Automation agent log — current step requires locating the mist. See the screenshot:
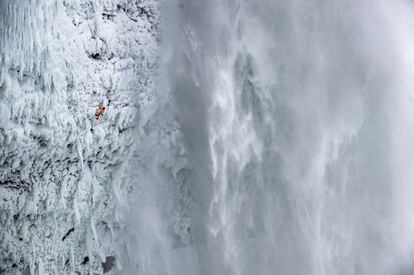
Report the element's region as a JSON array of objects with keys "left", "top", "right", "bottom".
[{"left": 115, "top": 0, "right": 414, "bottom": 274}]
